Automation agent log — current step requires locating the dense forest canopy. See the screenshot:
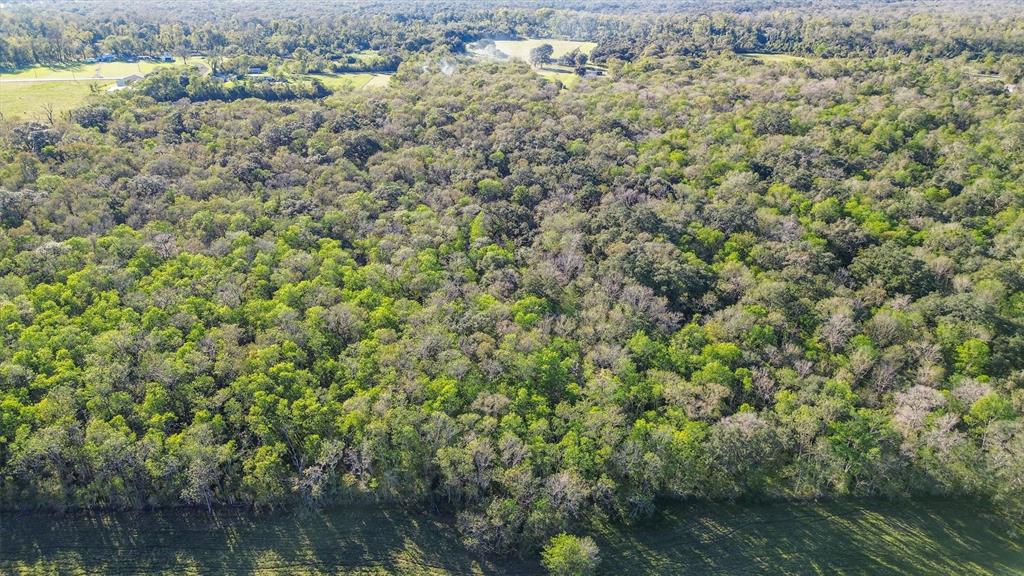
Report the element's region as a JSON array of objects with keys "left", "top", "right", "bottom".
[
  {"left": 4, "top": 0, "right": 1024, "bottom": 69},
  {"left": 2, "top": 0, "right": 1024, "bottom": 563}
]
